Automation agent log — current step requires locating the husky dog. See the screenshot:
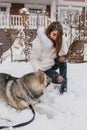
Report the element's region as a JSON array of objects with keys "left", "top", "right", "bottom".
[{"left": 0, "top": 70, "right": 51, "bottom": 110}]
